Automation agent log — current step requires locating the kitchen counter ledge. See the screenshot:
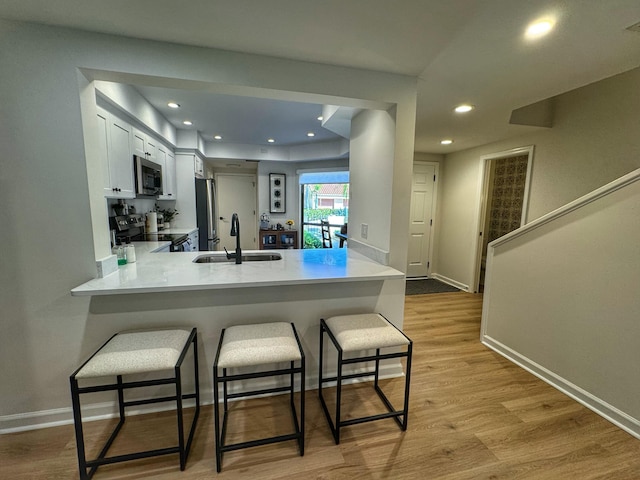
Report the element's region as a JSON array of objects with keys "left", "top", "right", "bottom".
[{"left": 71, "top": 248, "right": 404, "bottom": 296}]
